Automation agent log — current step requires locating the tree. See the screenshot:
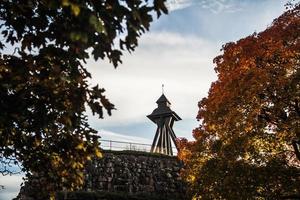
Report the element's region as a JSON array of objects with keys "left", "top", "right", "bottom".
[
  {"left": 178, "top": 4, "right": 300, "bottom": 199},
  {"left": 0, "top": 0, "right": 168, "bottom": 198}
]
